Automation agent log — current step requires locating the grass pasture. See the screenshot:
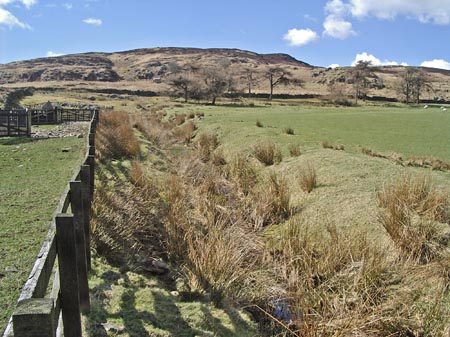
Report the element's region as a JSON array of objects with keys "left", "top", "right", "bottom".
[
  {"left": 169, "top": 103, "right": 450, "bottom": 161},
  {"left": 0, "top": 134, "right": 85, "bottom": 331}
]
